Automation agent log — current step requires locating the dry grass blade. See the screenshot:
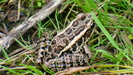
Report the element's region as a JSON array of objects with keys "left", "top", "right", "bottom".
[
  {"left": 0, "top": 67, "right": 28, "bottom": 72},
  {"left": 55, "top": 65, "right": 99, "bottom": 75},
  {"left": 120, "top": 31, "right": 133, "bottom": 46},
  {"left": 55, "top": 65, "right": 133, "bottom": 75}
]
